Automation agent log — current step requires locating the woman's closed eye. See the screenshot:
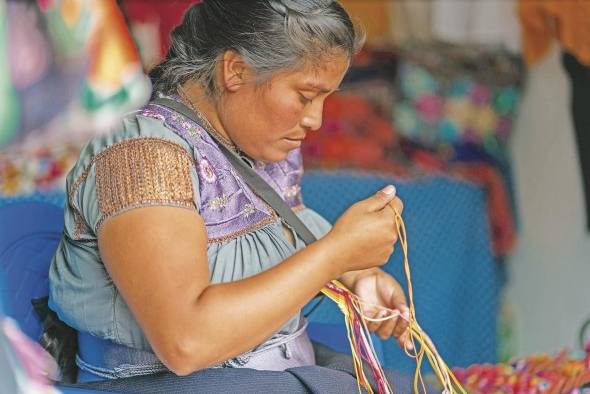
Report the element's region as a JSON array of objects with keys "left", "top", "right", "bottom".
[{"left": 298, "top": 92, "right": 314, "bottom": 105}]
